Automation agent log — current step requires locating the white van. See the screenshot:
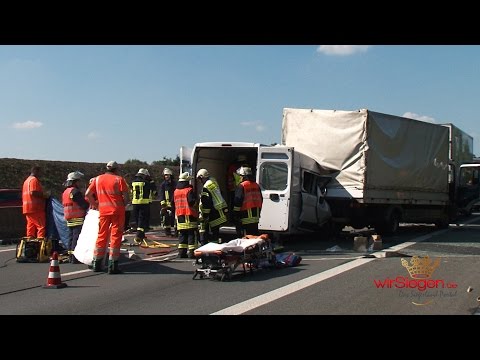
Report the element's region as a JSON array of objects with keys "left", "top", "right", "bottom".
[{"left": 189, "top": 142, "right": 332, "bottom": 239}]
